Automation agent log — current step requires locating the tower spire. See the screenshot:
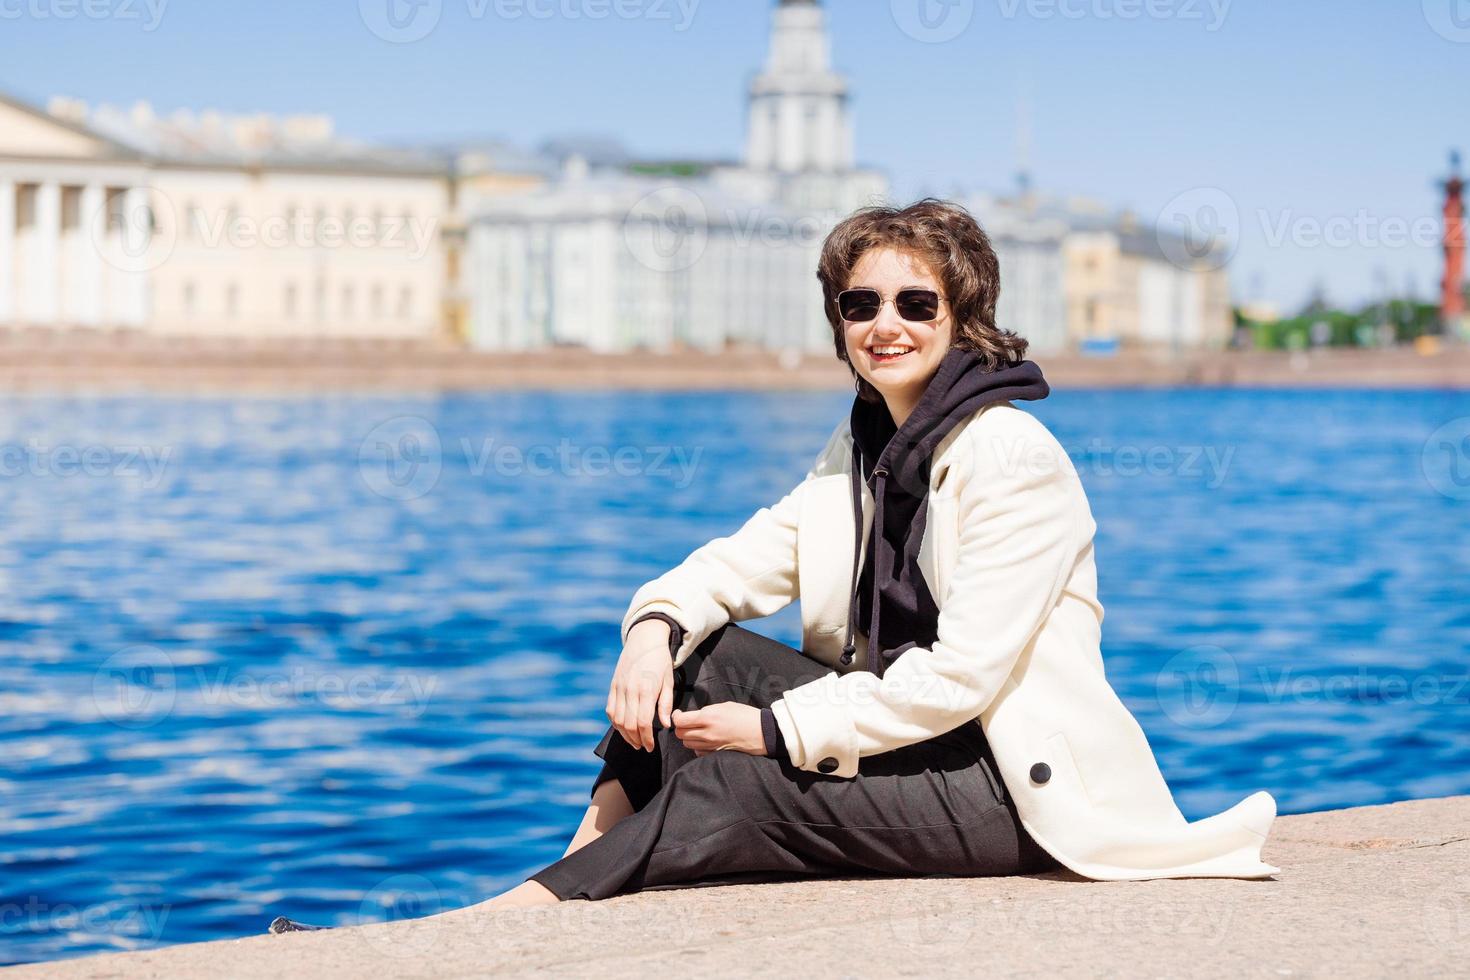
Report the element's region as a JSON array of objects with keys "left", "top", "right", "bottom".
[
  {"left": 744, "top": 0, "right": 852, "bottom": 174},
  {"left": 1440, "top": 150, "right": 1465, "bottom": 334}
]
